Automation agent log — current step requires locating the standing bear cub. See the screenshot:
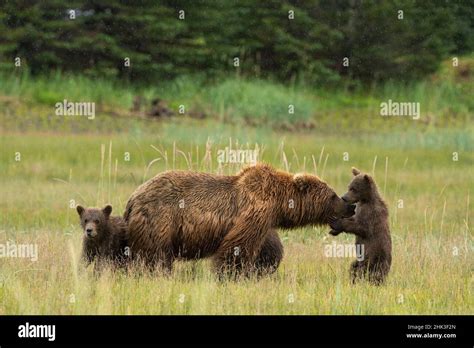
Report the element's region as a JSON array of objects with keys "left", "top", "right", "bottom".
[
  {"left": 77, "top": 205, "right": 129, "bottom": 270},
  {"left": 329, "top": 168, "right": 392, "bottom": 285},
  {"left": 124, "top": 163, "right": 355, "bottom": 278}
]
